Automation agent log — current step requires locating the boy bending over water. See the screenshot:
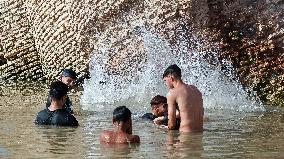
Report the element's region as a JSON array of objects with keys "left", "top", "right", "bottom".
[
  {"left": 100, "top": 106, "right": 140, "bottom": 144},
  {"left": 142, "top": 95, "right": 181, "bottom": 130}
]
